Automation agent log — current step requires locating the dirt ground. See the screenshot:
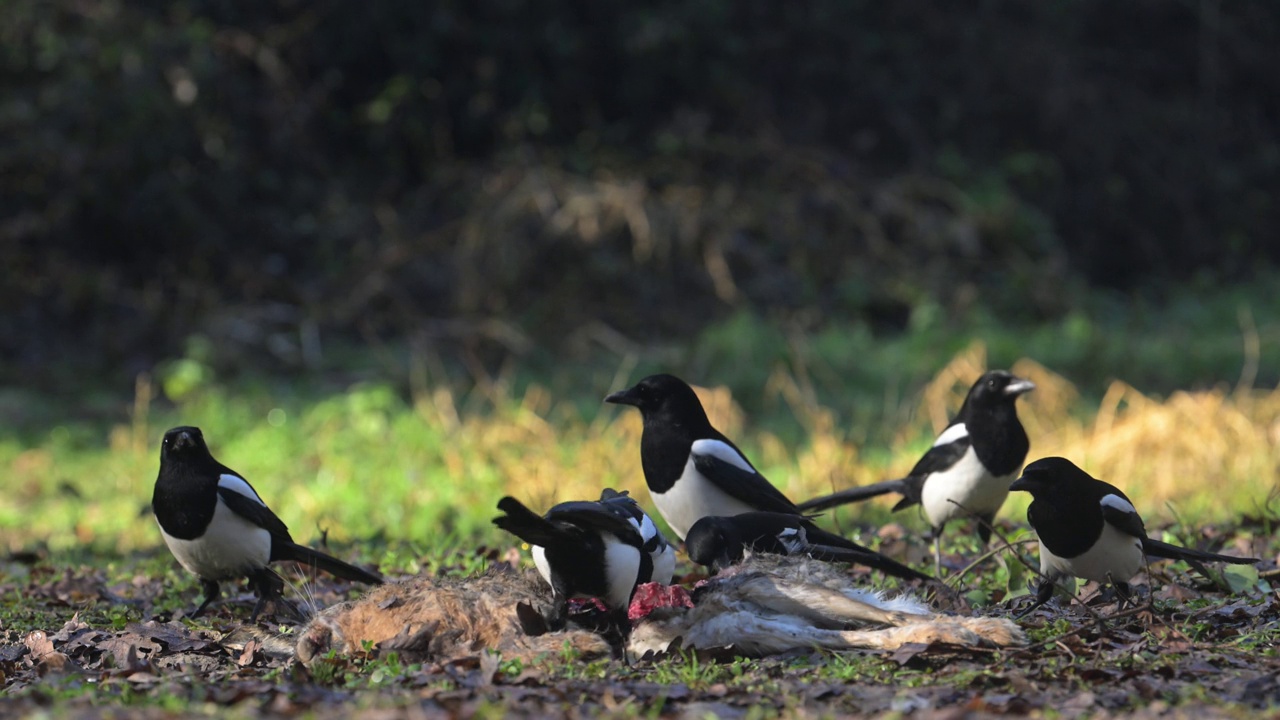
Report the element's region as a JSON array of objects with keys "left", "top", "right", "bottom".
[{"left": 2, "top": 548, "right": 1278, "bottom": 719}]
